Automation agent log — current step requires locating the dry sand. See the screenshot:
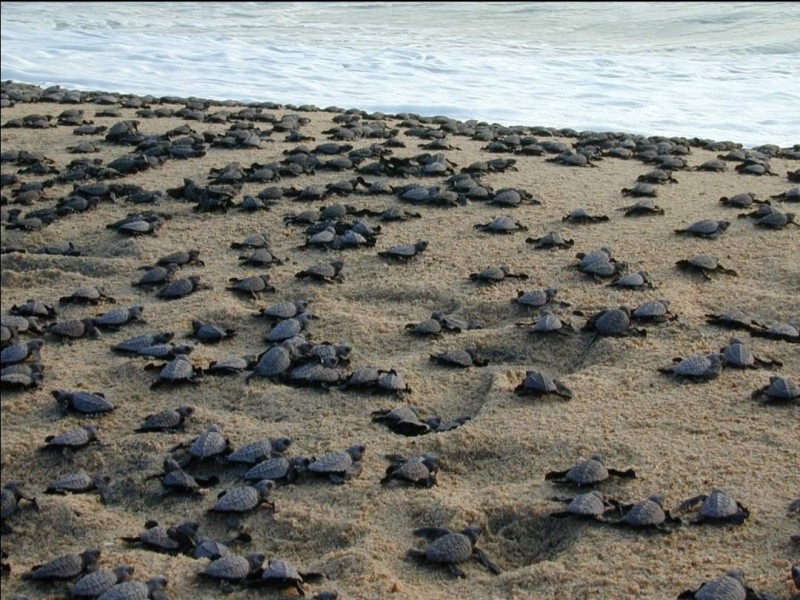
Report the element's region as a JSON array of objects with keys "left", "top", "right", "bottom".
[{"left": 1, "top": 85, "right": 798, "bottom": 600}]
